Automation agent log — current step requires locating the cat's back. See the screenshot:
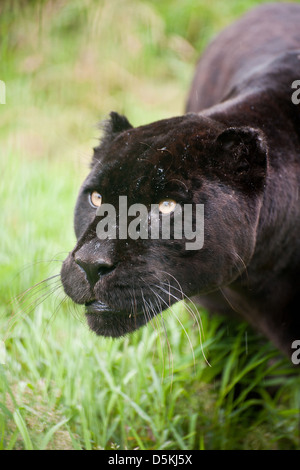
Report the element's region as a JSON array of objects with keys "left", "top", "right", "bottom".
[{"left": 186, "top": 2, "right": 300, "bottom": 112}]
